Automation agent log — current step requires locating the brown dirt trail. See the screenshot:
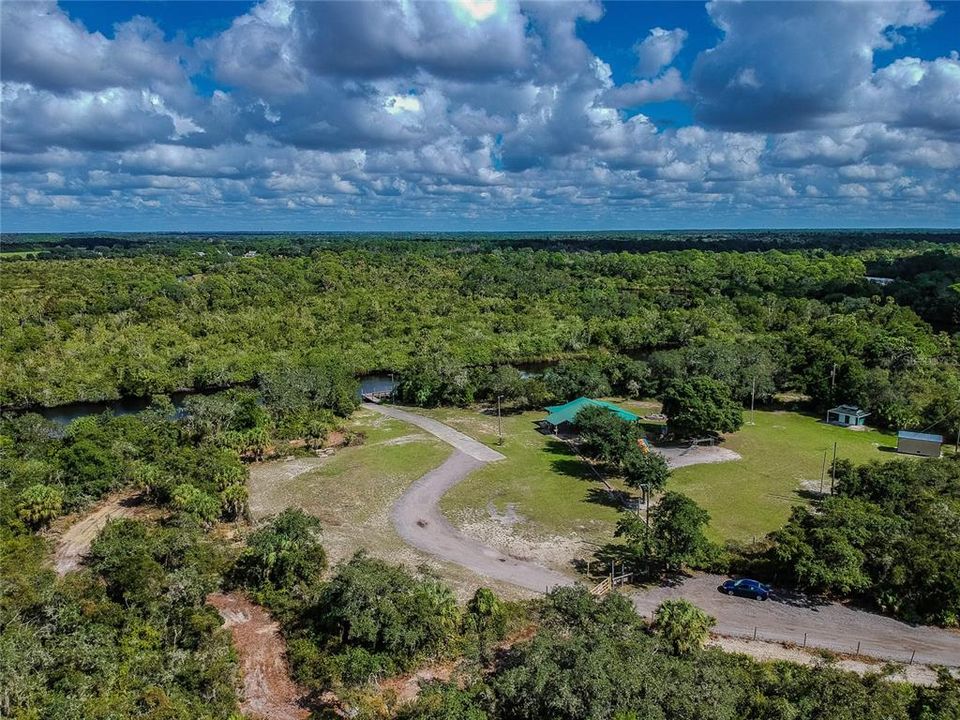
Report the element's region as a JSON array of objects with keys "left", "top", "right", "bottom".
[
  {"left": 208, "top": 592, "right": 310, "bottom": 720},
  {"left": 52, "top": 490, "right": 148, "bottom": 575}
]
